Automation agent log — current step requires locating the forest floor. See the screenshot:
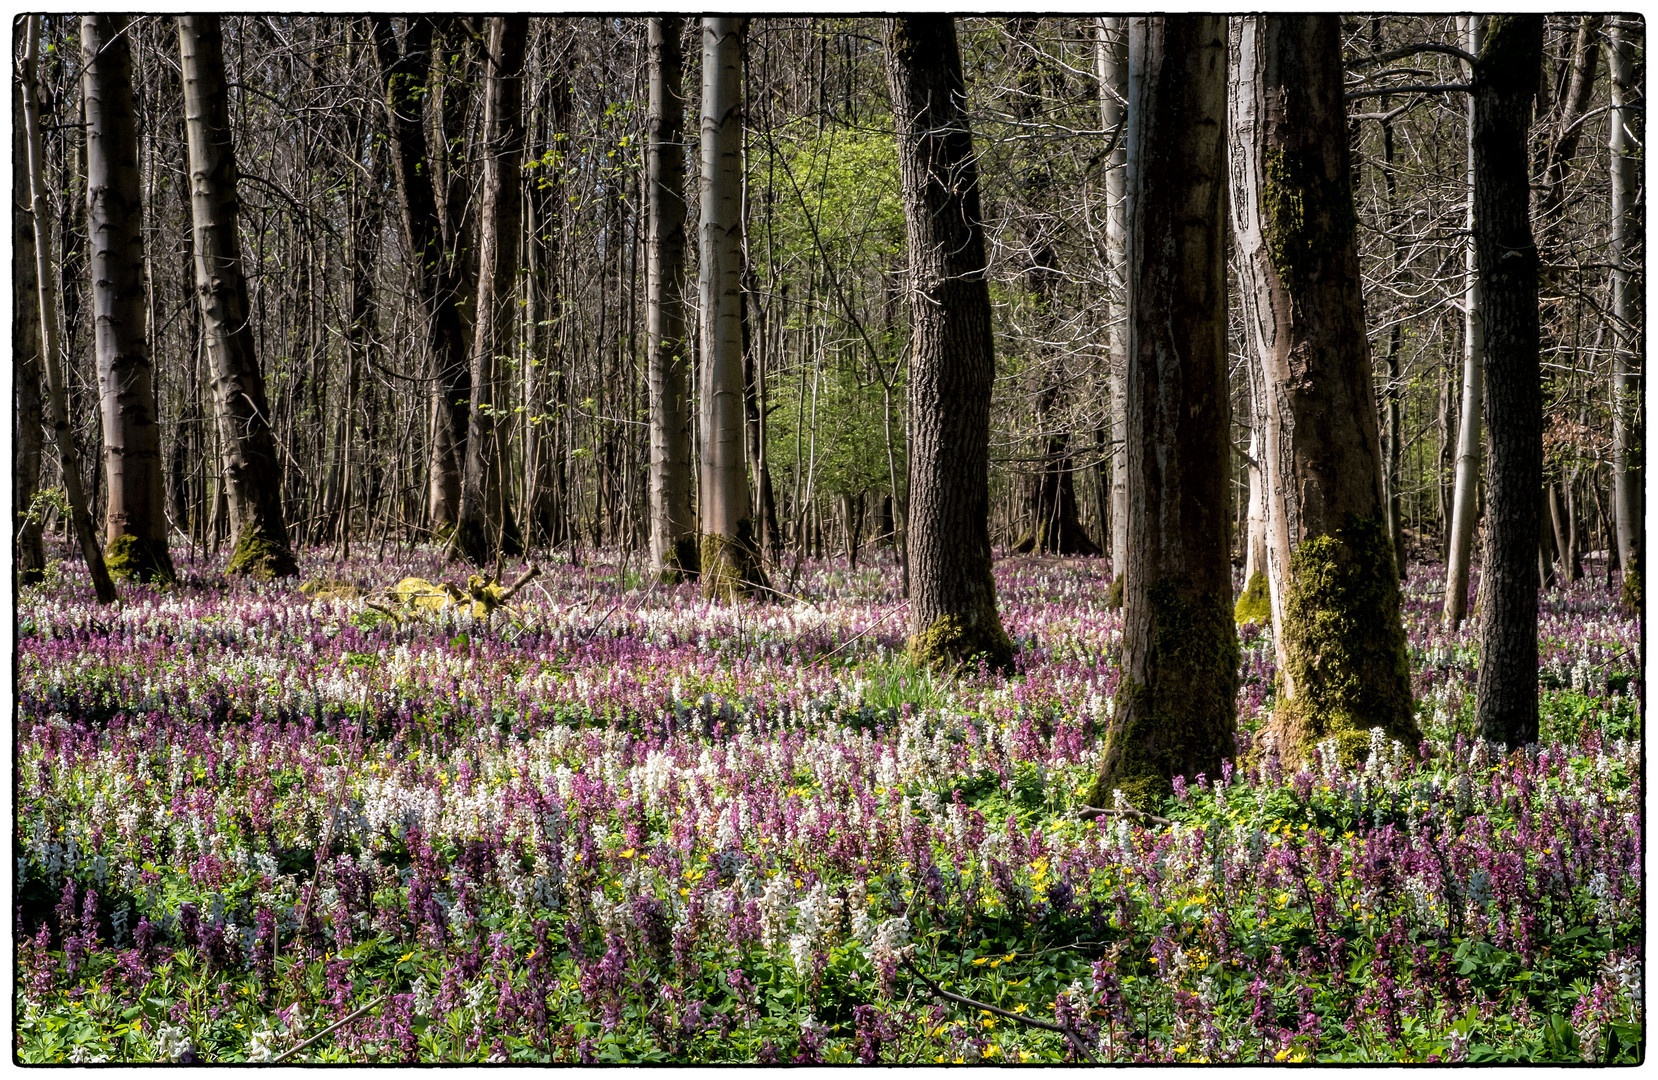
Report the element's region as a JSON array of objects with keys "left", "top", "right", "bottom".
[{"left": 13, "top": 545, "right": 1642, "bottom": 1063}]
